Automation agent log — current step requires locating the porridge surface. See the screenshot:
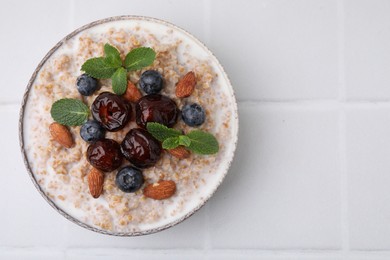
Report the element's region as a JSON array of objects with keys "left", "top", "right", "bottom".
[{"left": 23, "top": 19, "right": 236, "bottom": 233}]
